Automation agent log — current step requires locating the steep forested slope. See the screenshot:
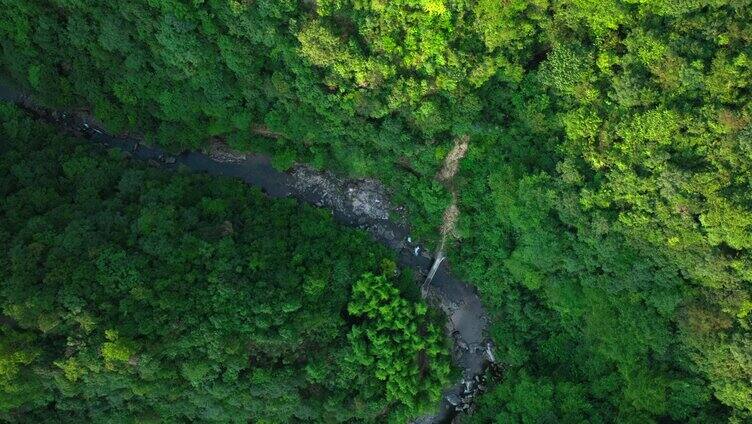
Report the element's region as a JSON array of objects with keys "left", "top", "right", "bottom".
[
  {"left": 1, "top": 0, "right": 751, "bottom": 422},
  {"left": 0, "top": 104, "right": 450, "bottom": 422}
]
